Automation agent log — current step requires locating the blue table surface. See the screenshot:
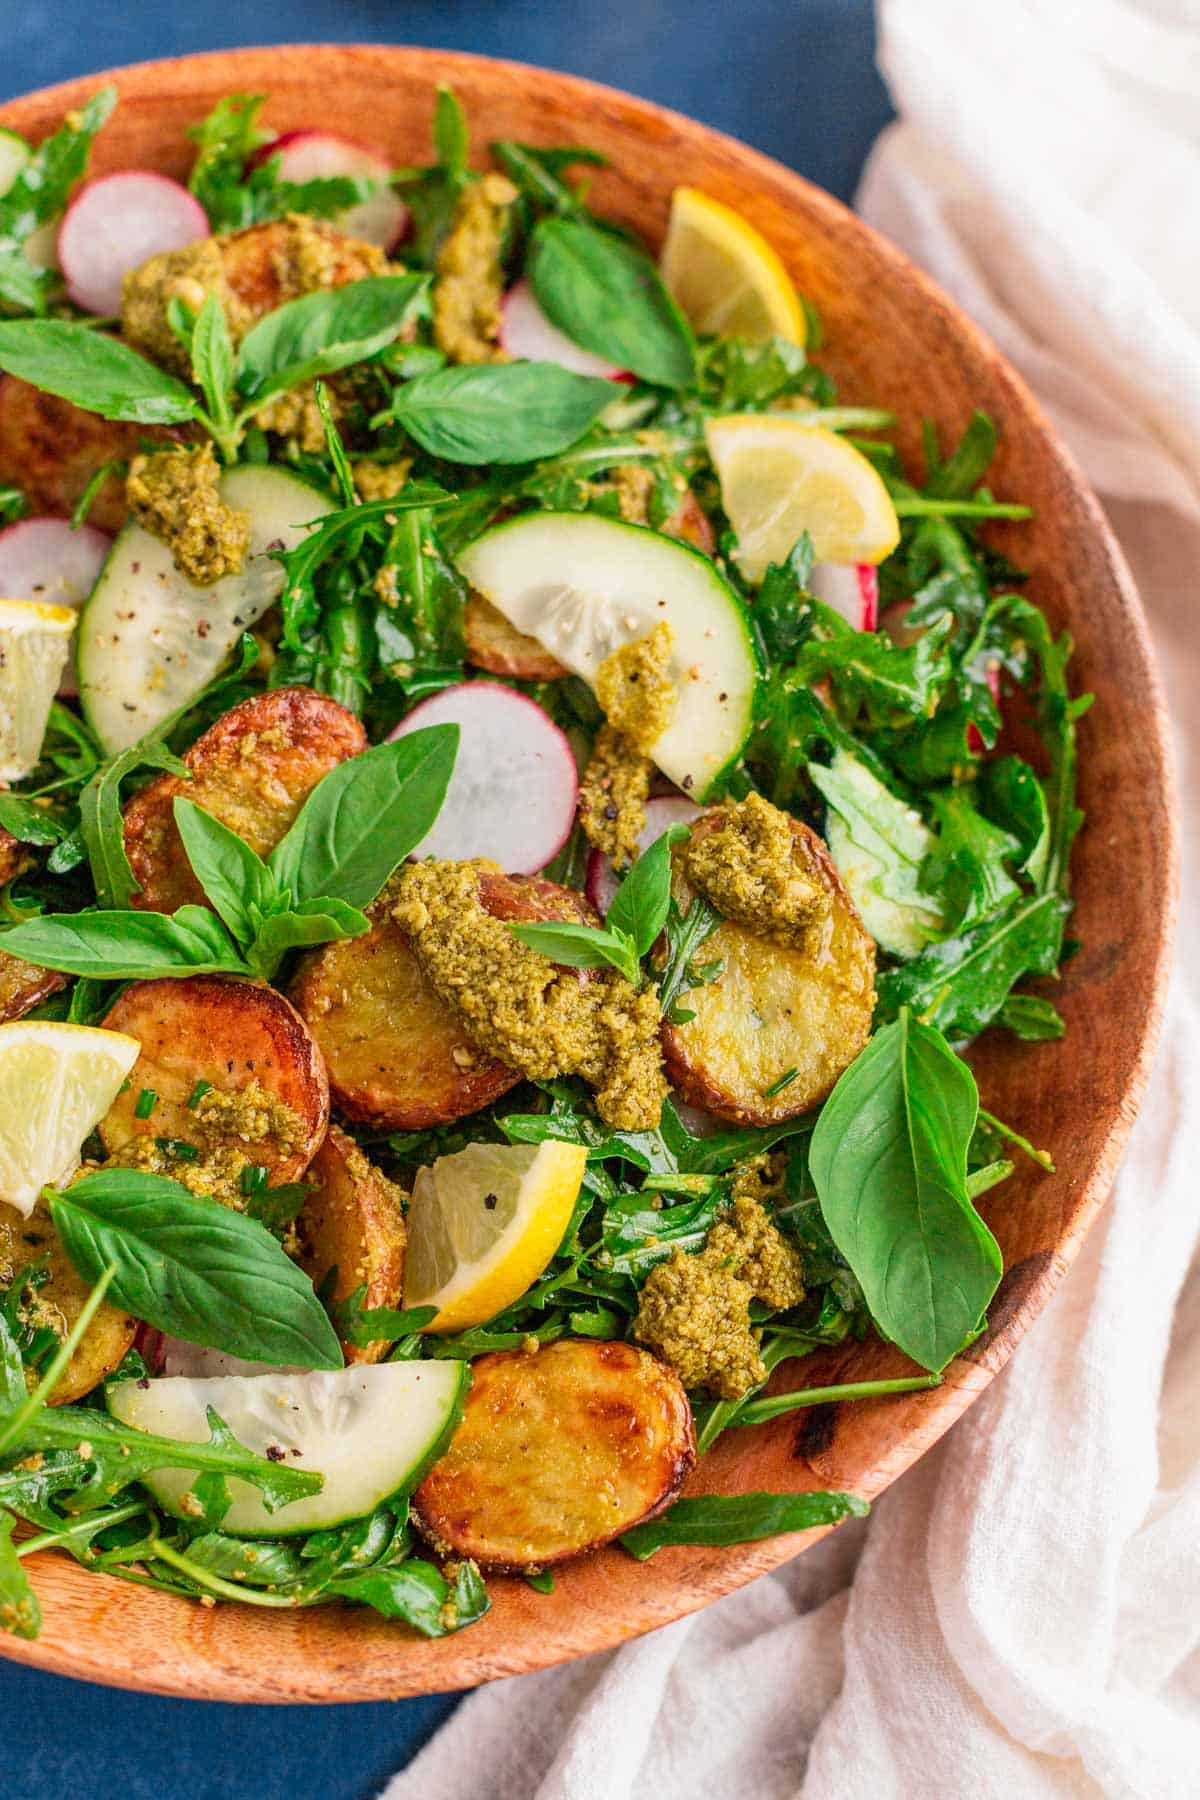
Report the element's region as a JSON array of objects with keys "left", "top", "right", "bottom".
[{"left": 0, "top": 6, "right": 891, "bottom": 1795}]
